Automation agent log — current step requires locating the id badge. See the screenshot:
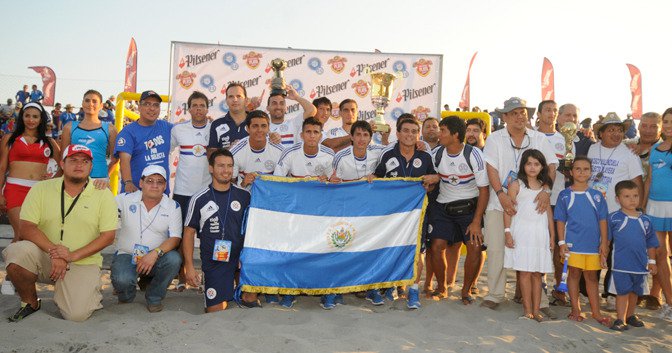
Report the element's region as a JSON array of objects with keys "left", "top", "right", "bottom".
[
  {"left": 502, "top": 170, "right": 517, "bottom": 190},
  {"left": 591, "top": 181, "right": 608, "bottom": 198},
  {"left": 132, "top": 244, "right": 150, "bottom": 265},
  {"left": 212, "top": 239, "right": 232, "bottom": 262}
]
